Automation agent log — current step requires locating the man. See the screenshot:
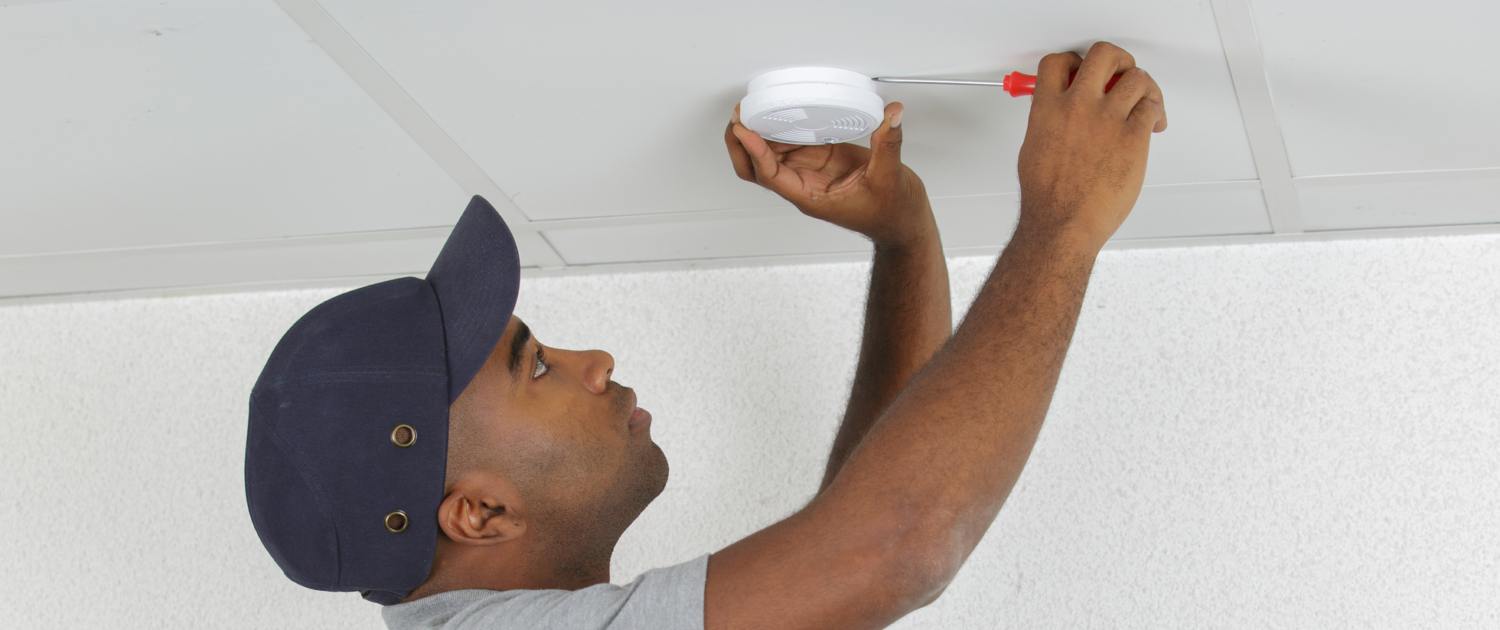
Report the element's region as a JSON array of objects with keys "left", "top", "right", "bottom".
[{"left": 246, "top": 41, "right": 1166, "bottom": 629}]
